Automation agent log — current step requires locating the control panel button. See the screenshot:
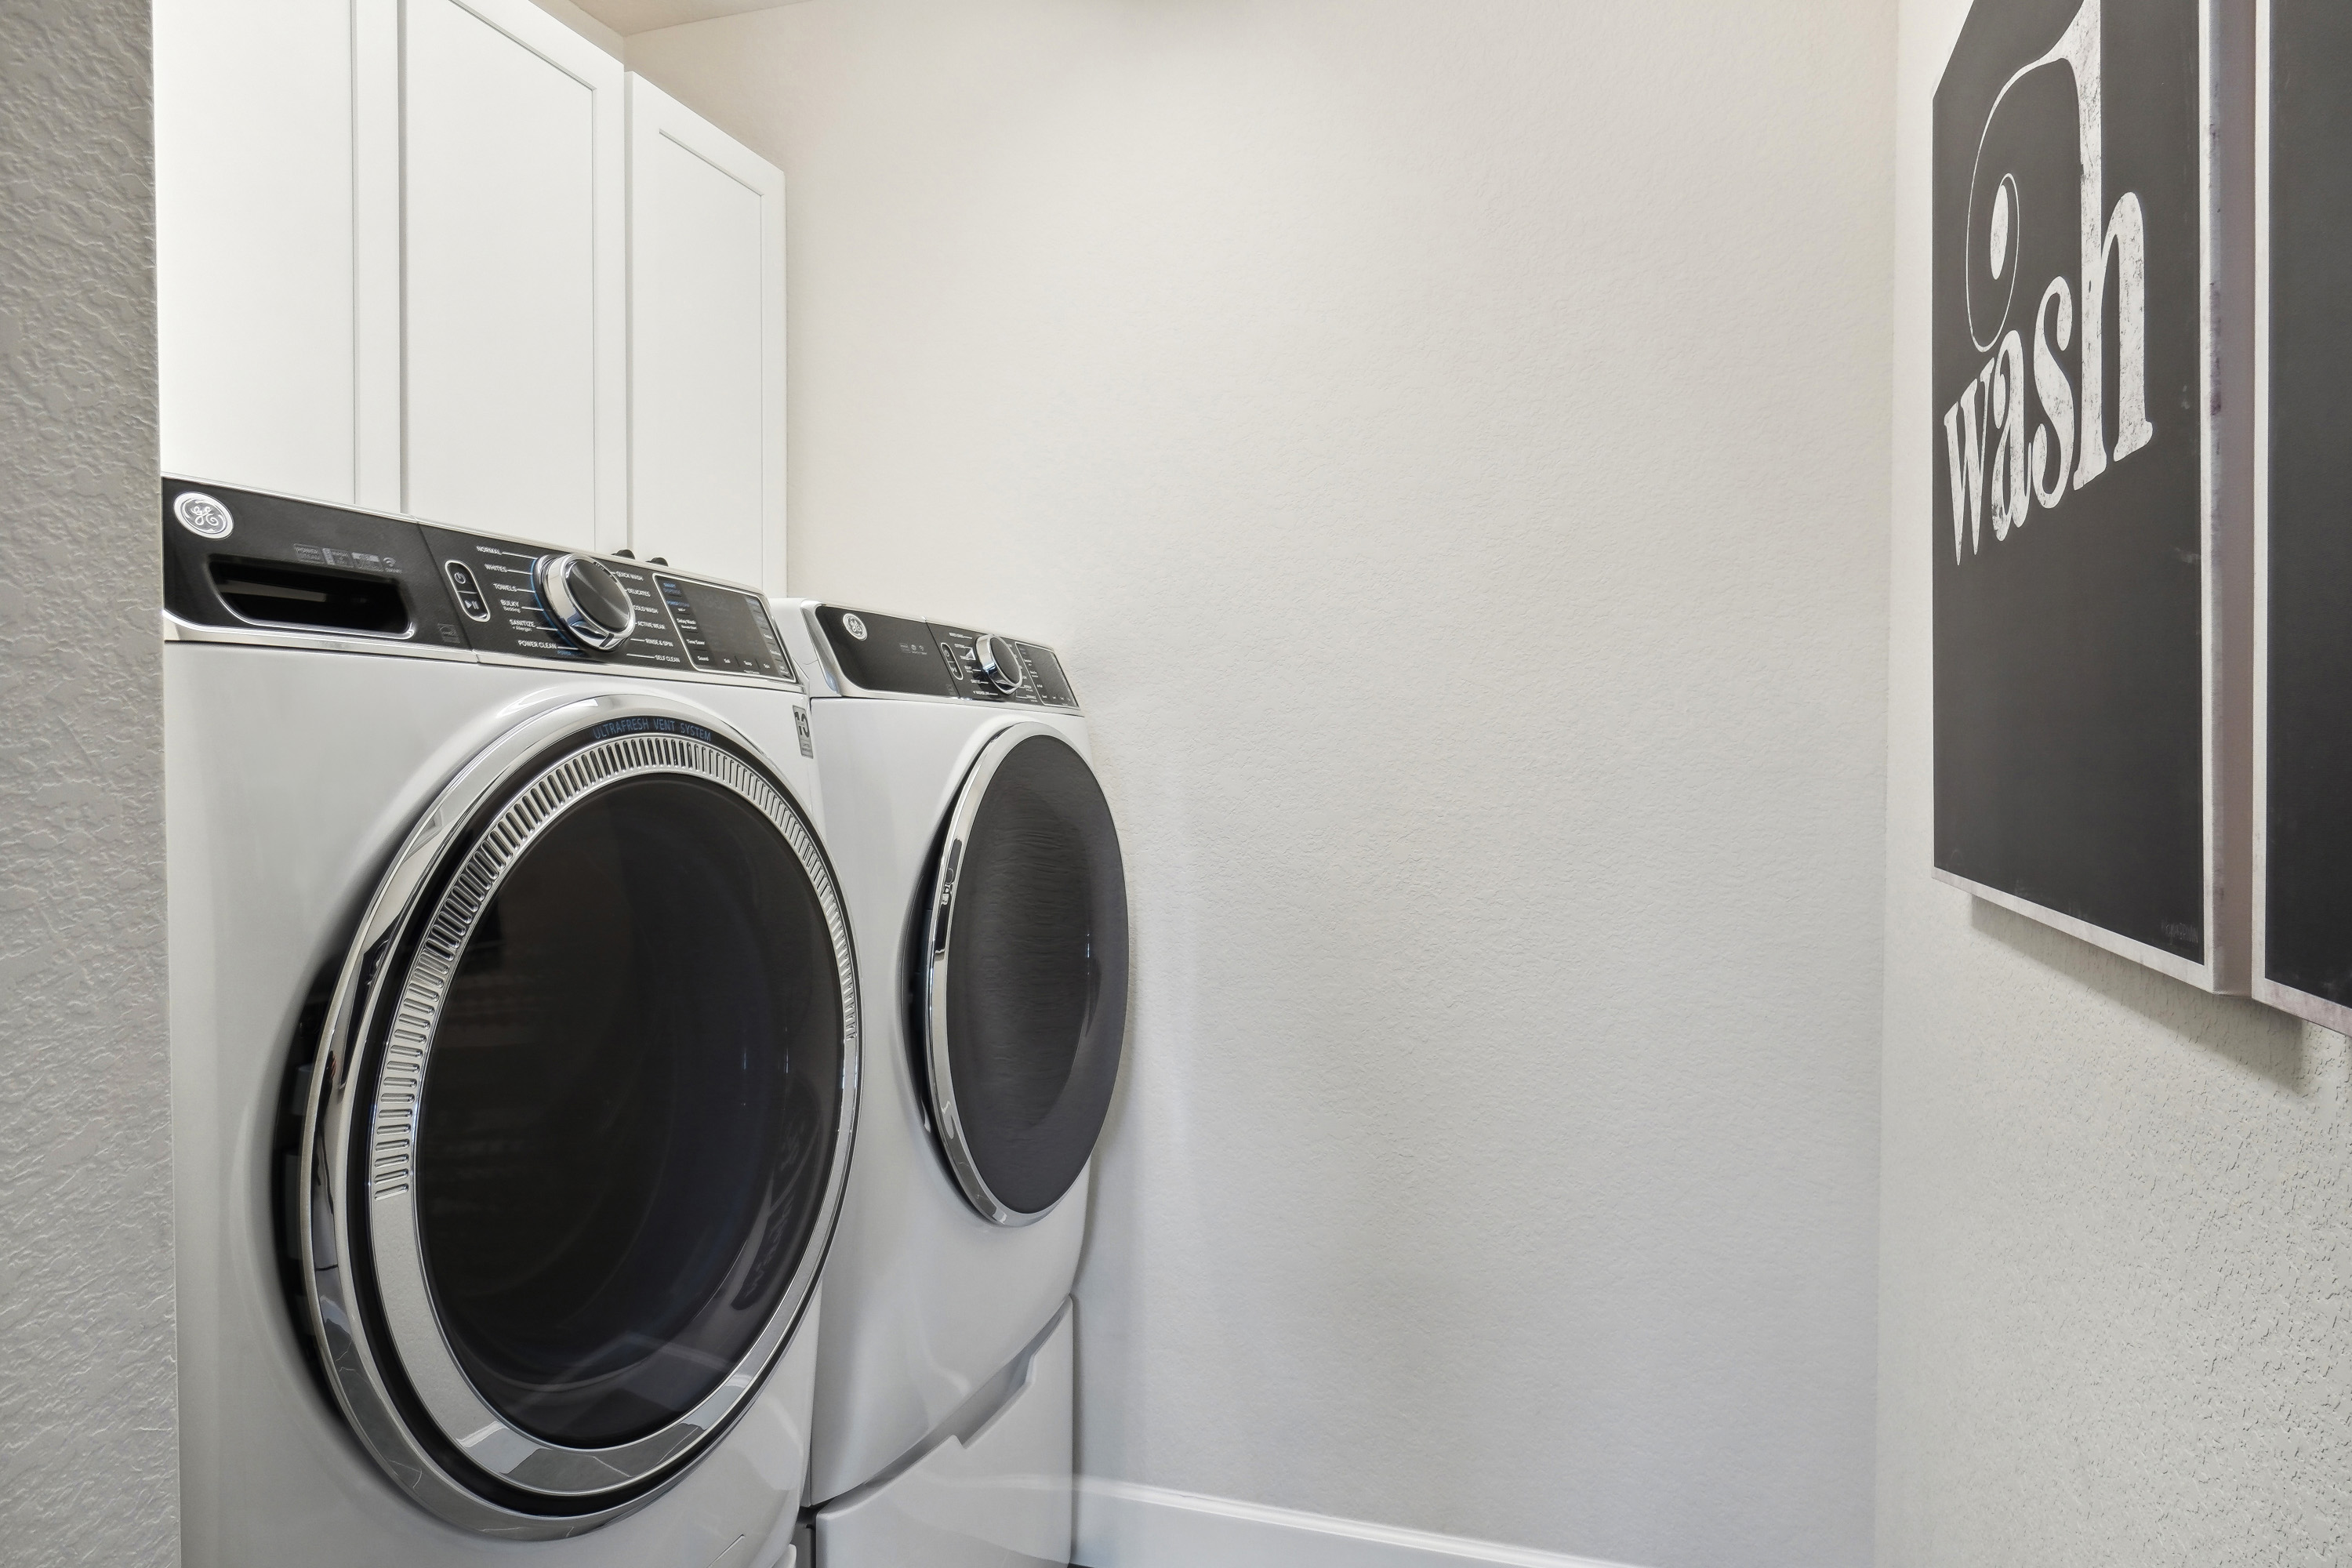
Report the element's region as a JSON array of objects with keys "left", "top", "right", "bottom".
[
  {"left": 535, "top": 553, "right": 637, "bottom": 651},
  {"left": 974, "top": 633, "right": 1025, "bottom": 694},
  {"left": 443, "top": 560, "right": 492, "bottom": 622}
]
